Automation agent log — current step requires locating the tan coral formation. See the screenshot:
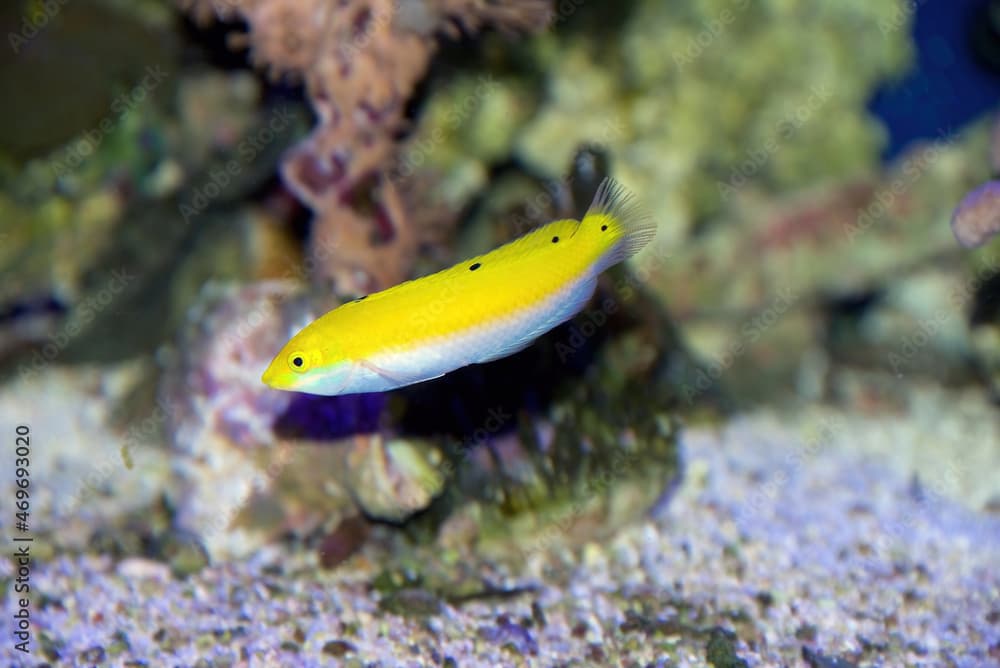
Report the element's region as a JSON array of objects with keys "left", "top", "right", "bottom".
[{"left": 179, "top": 0, "right": 551, "bottom": 293}]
